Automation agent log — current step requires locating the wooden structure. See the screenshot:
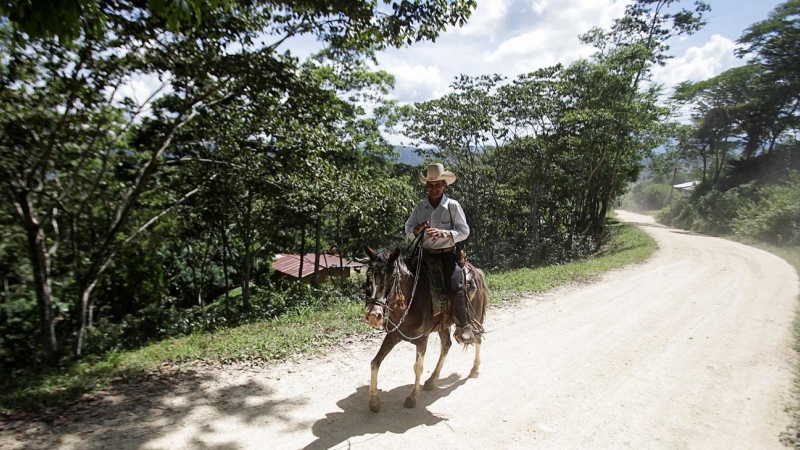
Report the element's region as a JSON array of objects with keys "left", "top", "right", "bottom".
[{"left": 271, "top": 253, "right": 365, "bottom": 284}]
